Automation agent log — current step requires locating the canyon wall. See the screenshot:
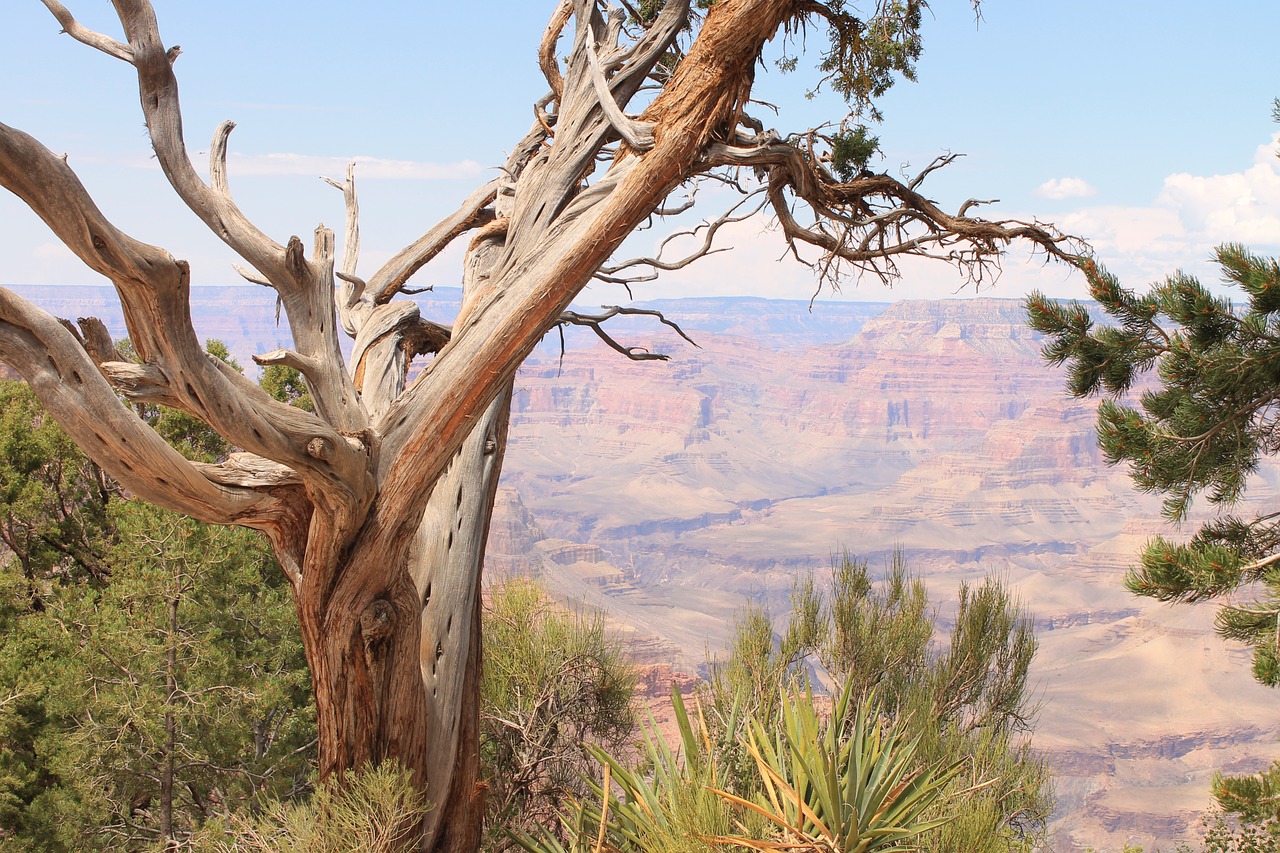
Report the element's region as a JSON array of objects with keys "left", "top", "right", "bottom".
[{"left": 9, "top": 284, "right": 1278, "bottom": 851}]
